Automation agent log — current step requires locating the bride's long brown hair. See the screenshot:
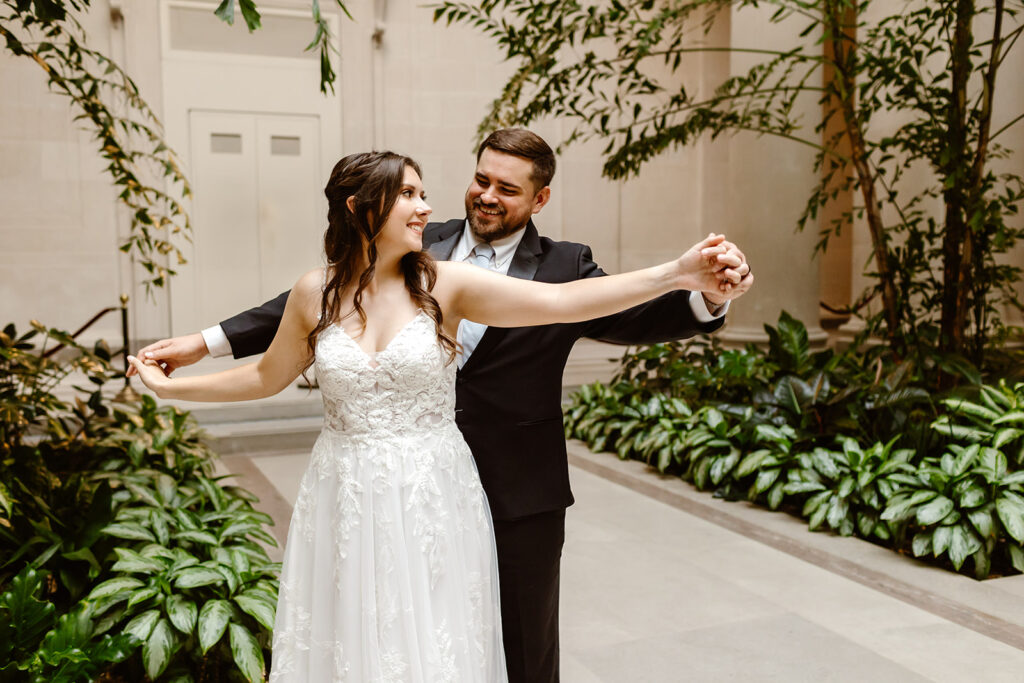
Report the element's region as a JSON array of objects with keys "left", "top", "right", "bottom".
[{"left": 305, "top": 151, "right": 458, "bottom": 366}]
